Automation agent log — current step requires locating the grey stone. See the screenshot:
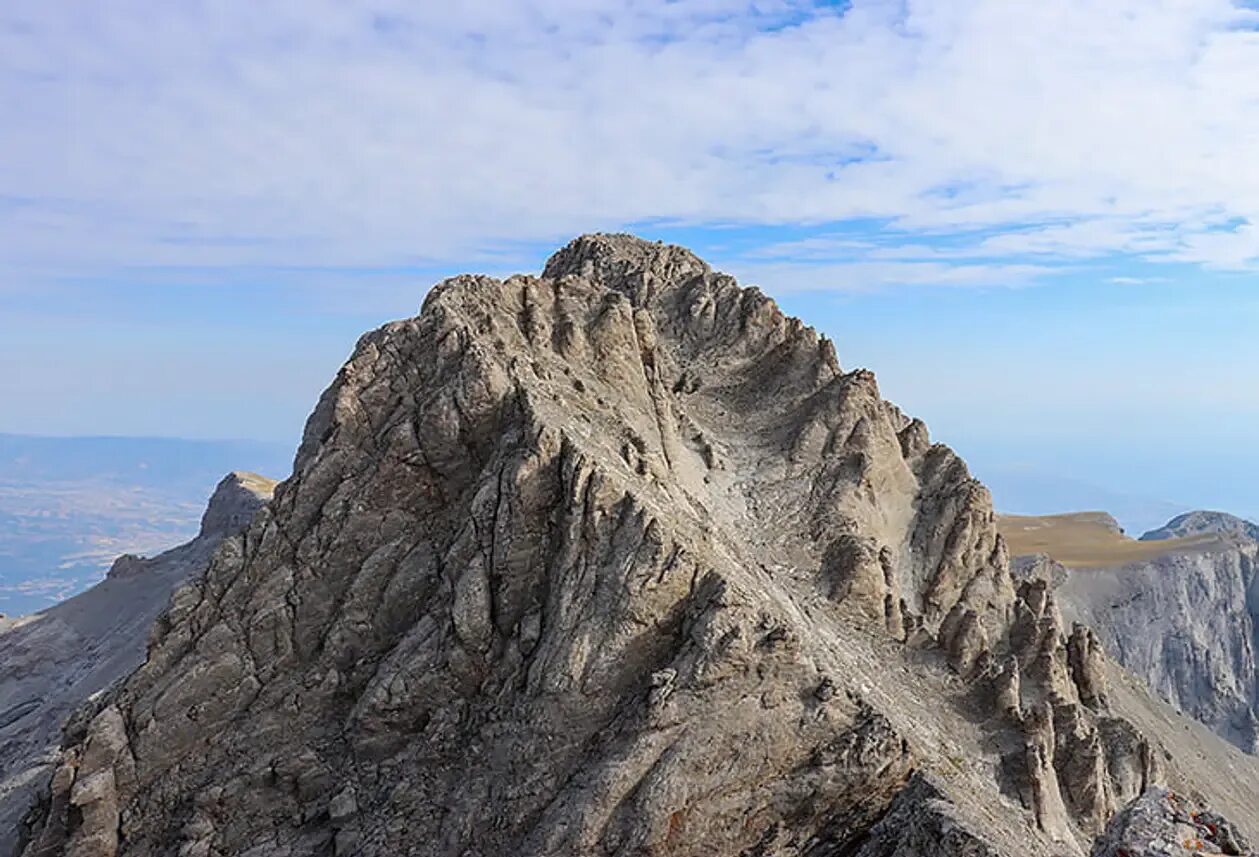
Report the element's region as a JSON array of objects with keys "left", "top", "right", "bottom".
[
  {"left": 0, "top": 473, "right": 273, "bottom": 857},
  {"left": 14, "top": 236, "right": 1259, "bottom": 857},
  {"left": 1055, "top": 534, "right": 1259, "bottom": 754},
  {"left": 1091, "top": 787, "right": 1255, "bottom": 857}
]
